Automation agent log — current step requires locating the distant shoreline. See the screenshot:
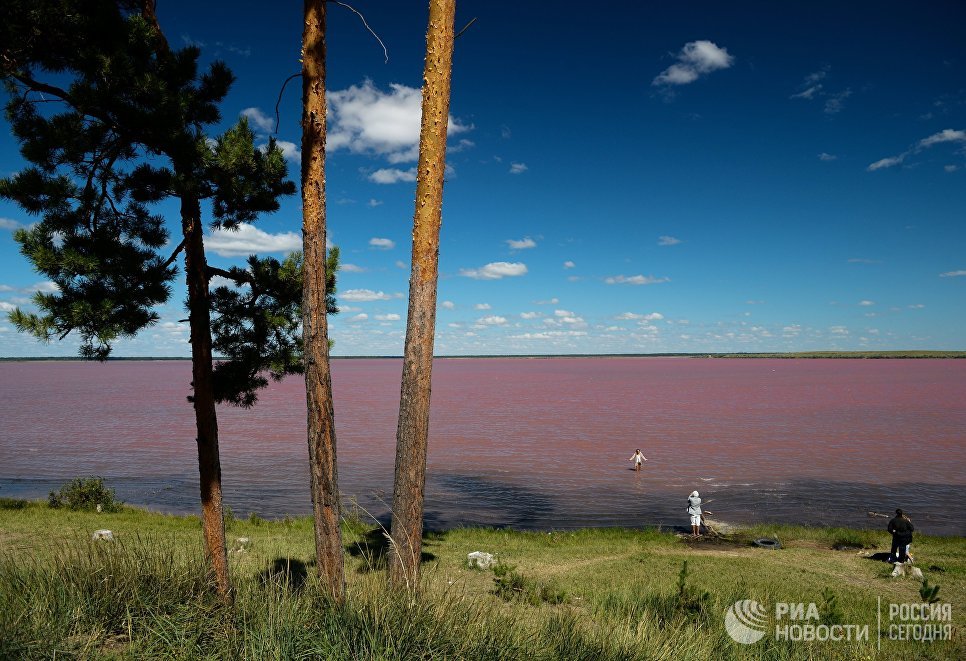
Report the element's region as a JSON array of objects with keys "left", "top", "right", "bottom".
[{"left": 1, "top": 350, "right": 964, "bottom": 361}]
